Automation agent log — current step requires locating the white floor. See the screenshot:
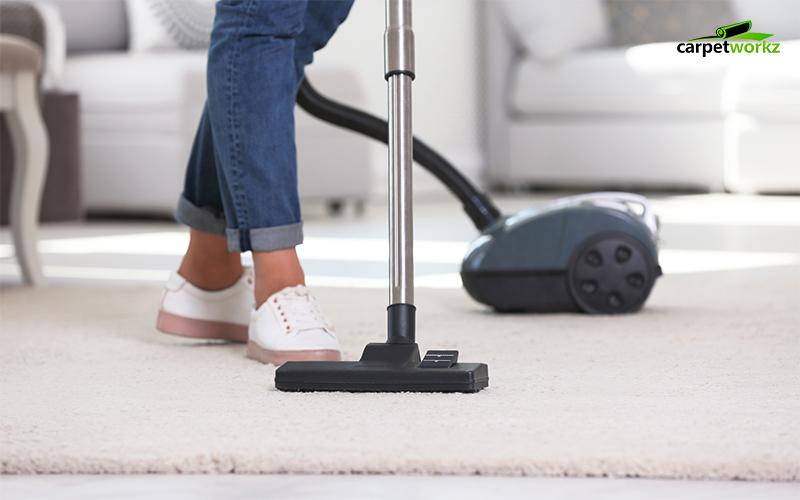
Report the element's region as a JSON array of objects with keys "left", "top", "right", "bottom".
[
  {"left": 1, "top": 193, "right": 798, "bottom": 288},
  {"left": 1, "top": 474, "right": 798, "bottom": 500},
  {"left": 1, "top": 192, "right": 799, "bottom": 499}
]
